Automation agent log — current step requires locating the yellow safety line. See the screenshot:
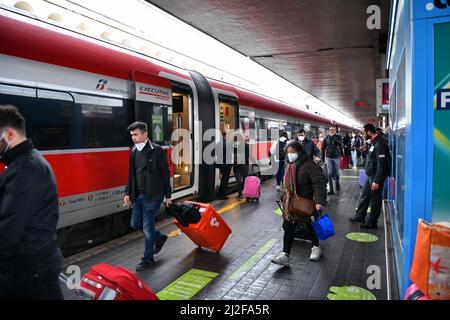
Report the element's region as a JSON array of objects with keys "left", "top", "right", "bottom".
[{"left": 167, "top": 198, "right": 247, "bottom": 238}]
